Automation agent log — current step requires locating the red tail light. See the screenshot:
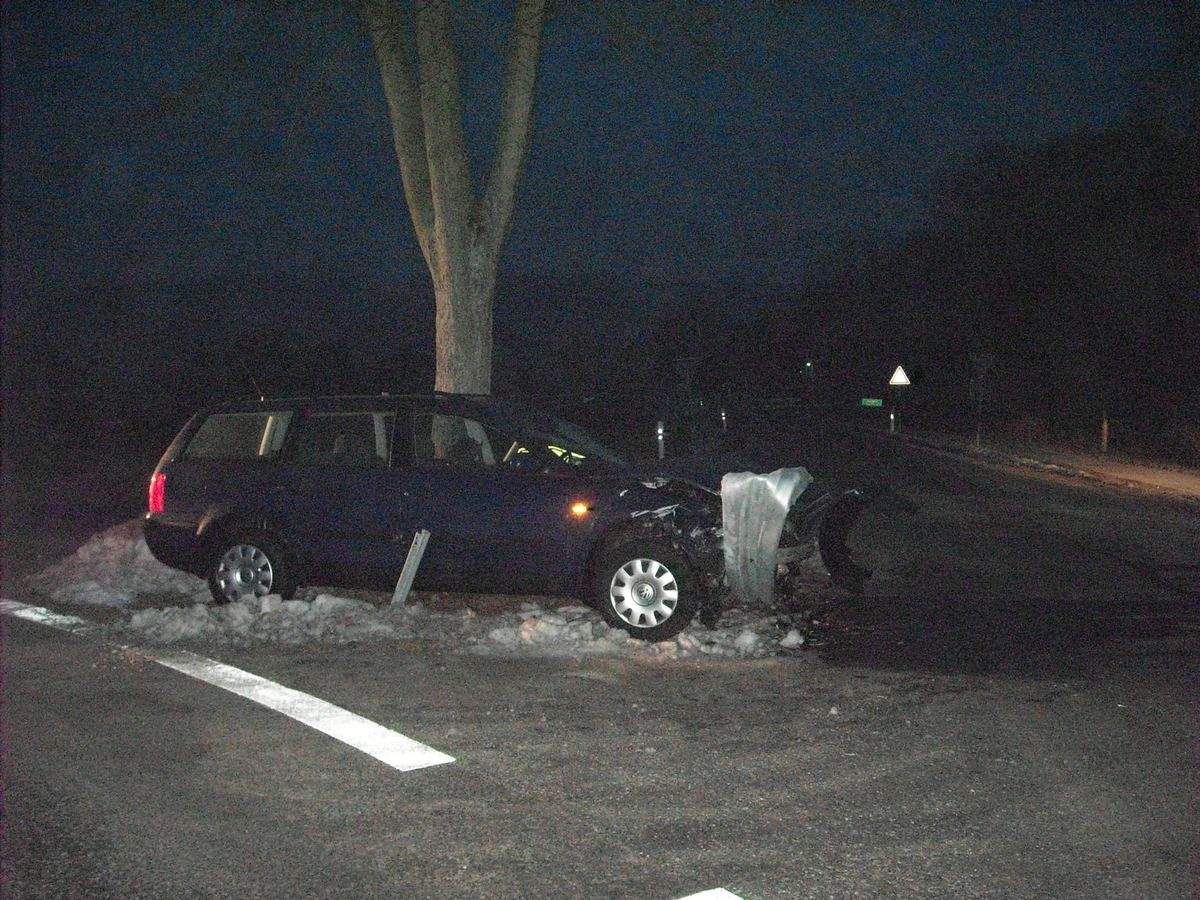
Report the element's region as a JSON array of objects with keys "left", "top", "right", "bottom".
[{"left": 148, "top": 472, "right": 166, "bottom": 514}]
